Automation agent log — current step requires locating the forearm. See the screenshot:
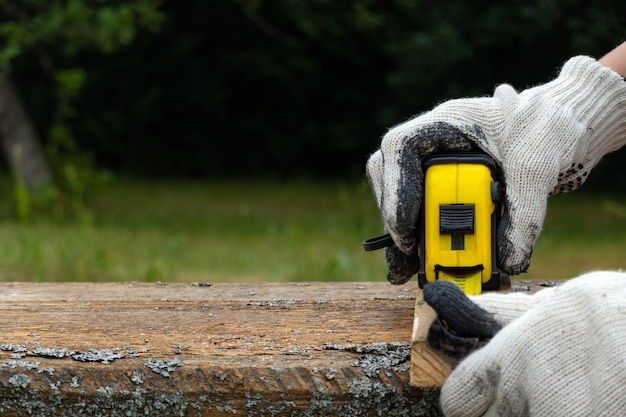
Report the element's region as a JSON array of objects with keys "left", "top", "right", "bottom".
[{"left": 599, "top": 41, "right": 626, "bottom": 77}]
